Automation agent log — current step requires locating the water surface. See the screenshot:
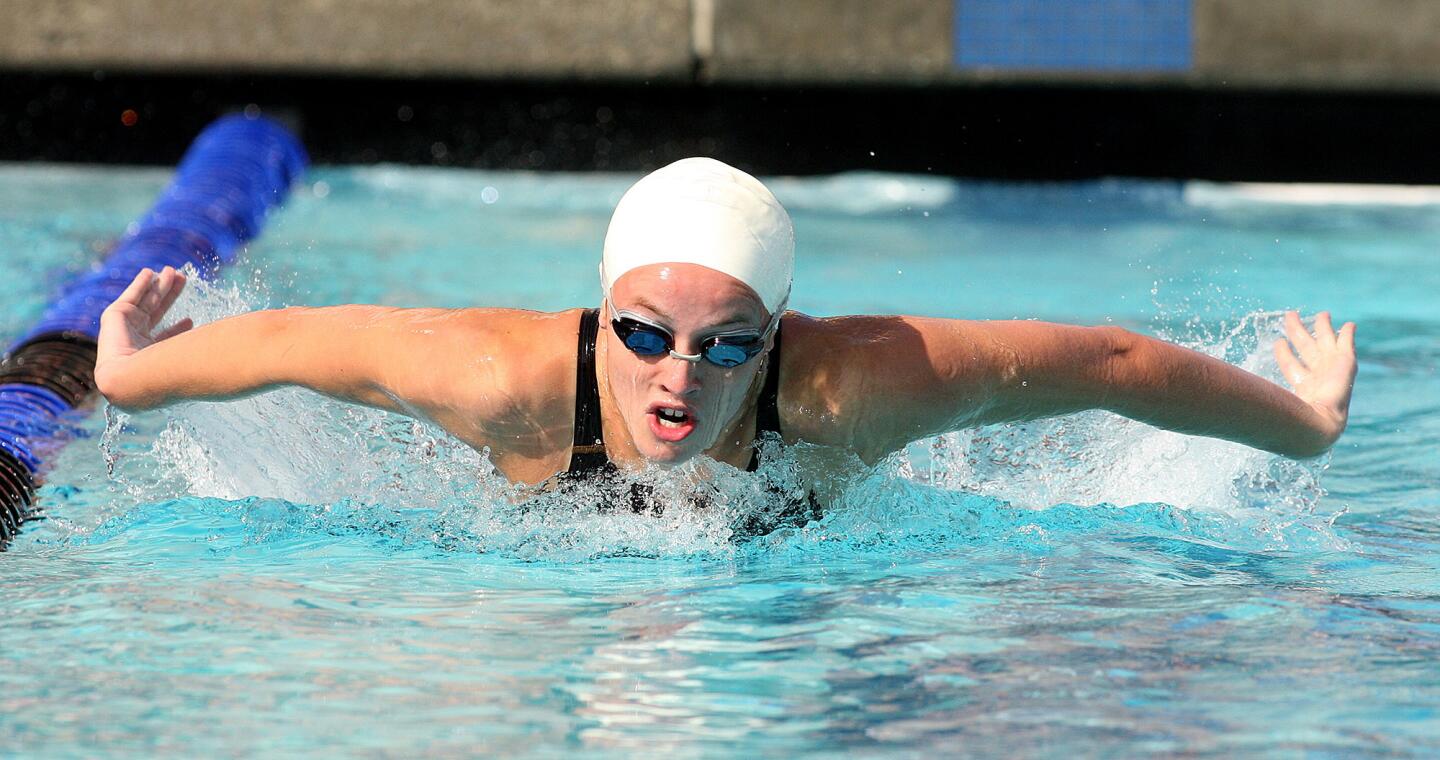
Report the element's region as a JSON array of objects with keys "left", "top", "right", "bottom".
[{"left": 2, "top": 165, "right": 1437, "bottom": 756}]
